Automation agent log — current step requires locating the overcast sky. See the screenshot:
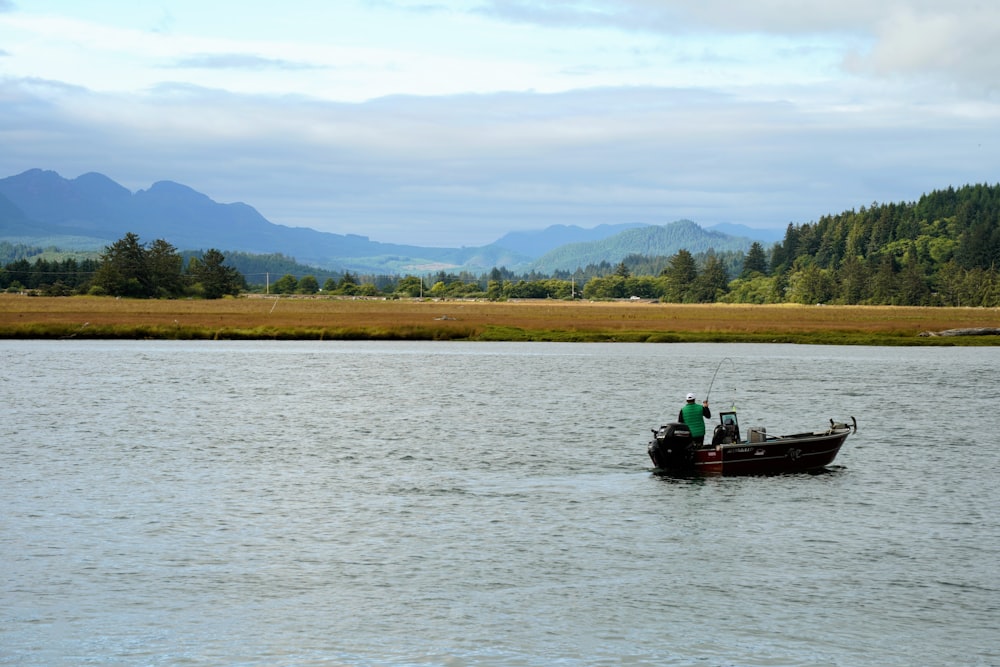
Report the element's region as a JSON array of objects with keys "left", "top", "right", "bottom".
[{"left": 1, "top": 1, "right": 997, "bottom": 247}]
